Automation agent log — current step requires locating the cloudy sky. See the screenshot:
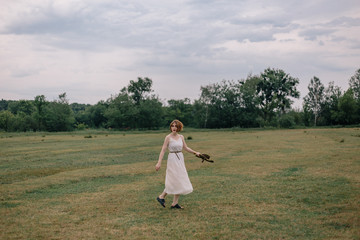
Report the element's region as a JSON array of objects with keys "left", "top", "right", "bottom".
[{"left": 1, "top": 0, "right": 359, "bottom": 107}]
